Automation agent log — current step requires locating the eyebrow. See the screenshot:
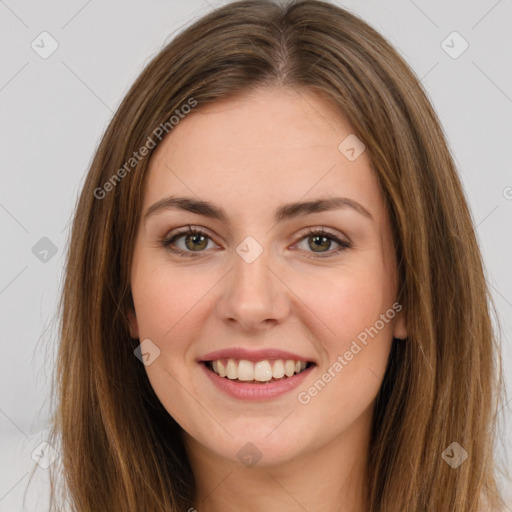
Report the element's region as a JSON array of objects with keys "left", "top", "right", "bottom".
[{"left": 143, "top": 195, "right": 373, "bottom": 223}]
